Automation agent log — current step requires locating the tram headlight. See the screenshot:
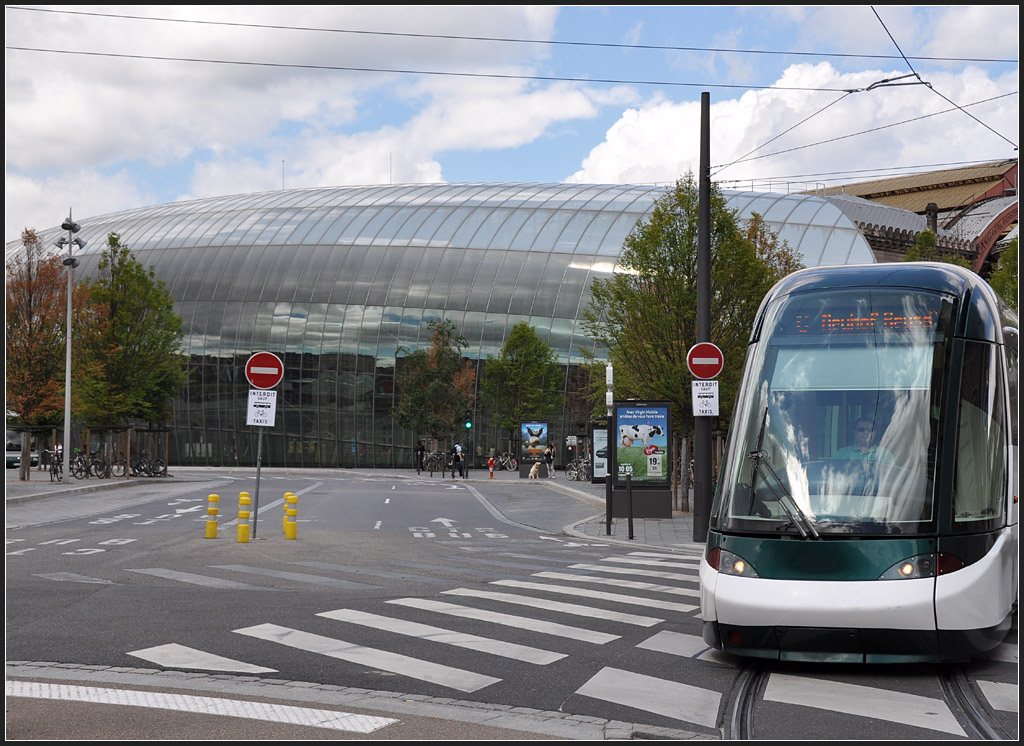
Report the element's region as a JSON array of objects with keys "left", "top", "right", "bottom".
[
  {"left": 714, "top": 549, "right": 759, "bottom": 578},
  {"left": 879, "top": 553, "right": 936, "bottom": 580}
]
